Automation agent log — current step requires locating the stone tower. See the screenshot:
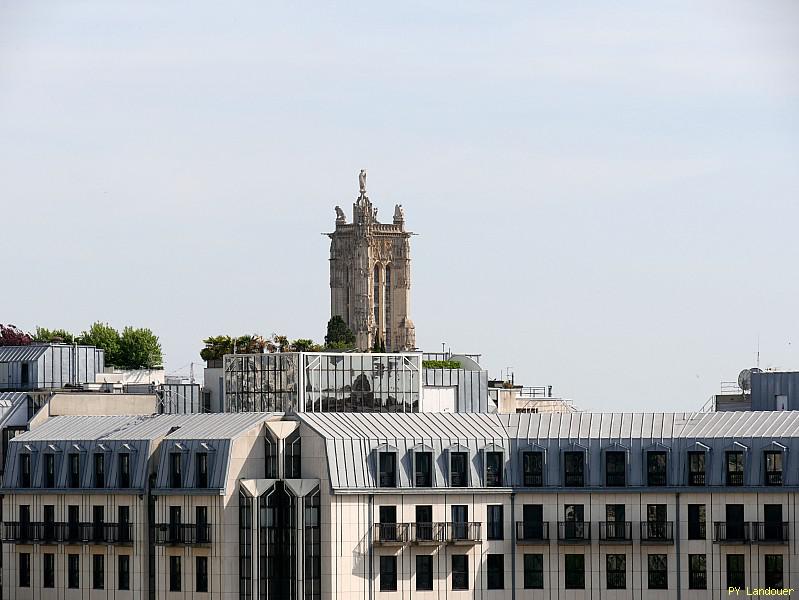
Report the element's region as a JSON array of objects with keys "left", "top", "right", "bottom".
[{"left": 328, "top": 171, "right": 416, "bottom": 351}]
